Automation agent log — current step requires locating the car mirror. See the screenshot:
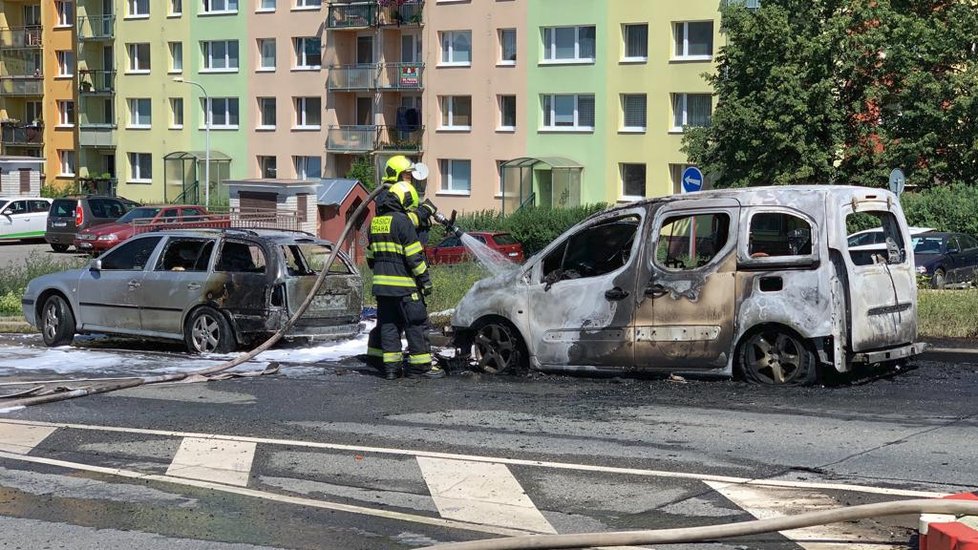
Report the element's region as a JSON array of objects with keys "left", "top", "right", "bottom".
[
  {"left": 89, "top": 259, "right": 102, "bottom": 271},
  {"left": 1, "top": 209, "right": 12, "bottom": 216}
]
